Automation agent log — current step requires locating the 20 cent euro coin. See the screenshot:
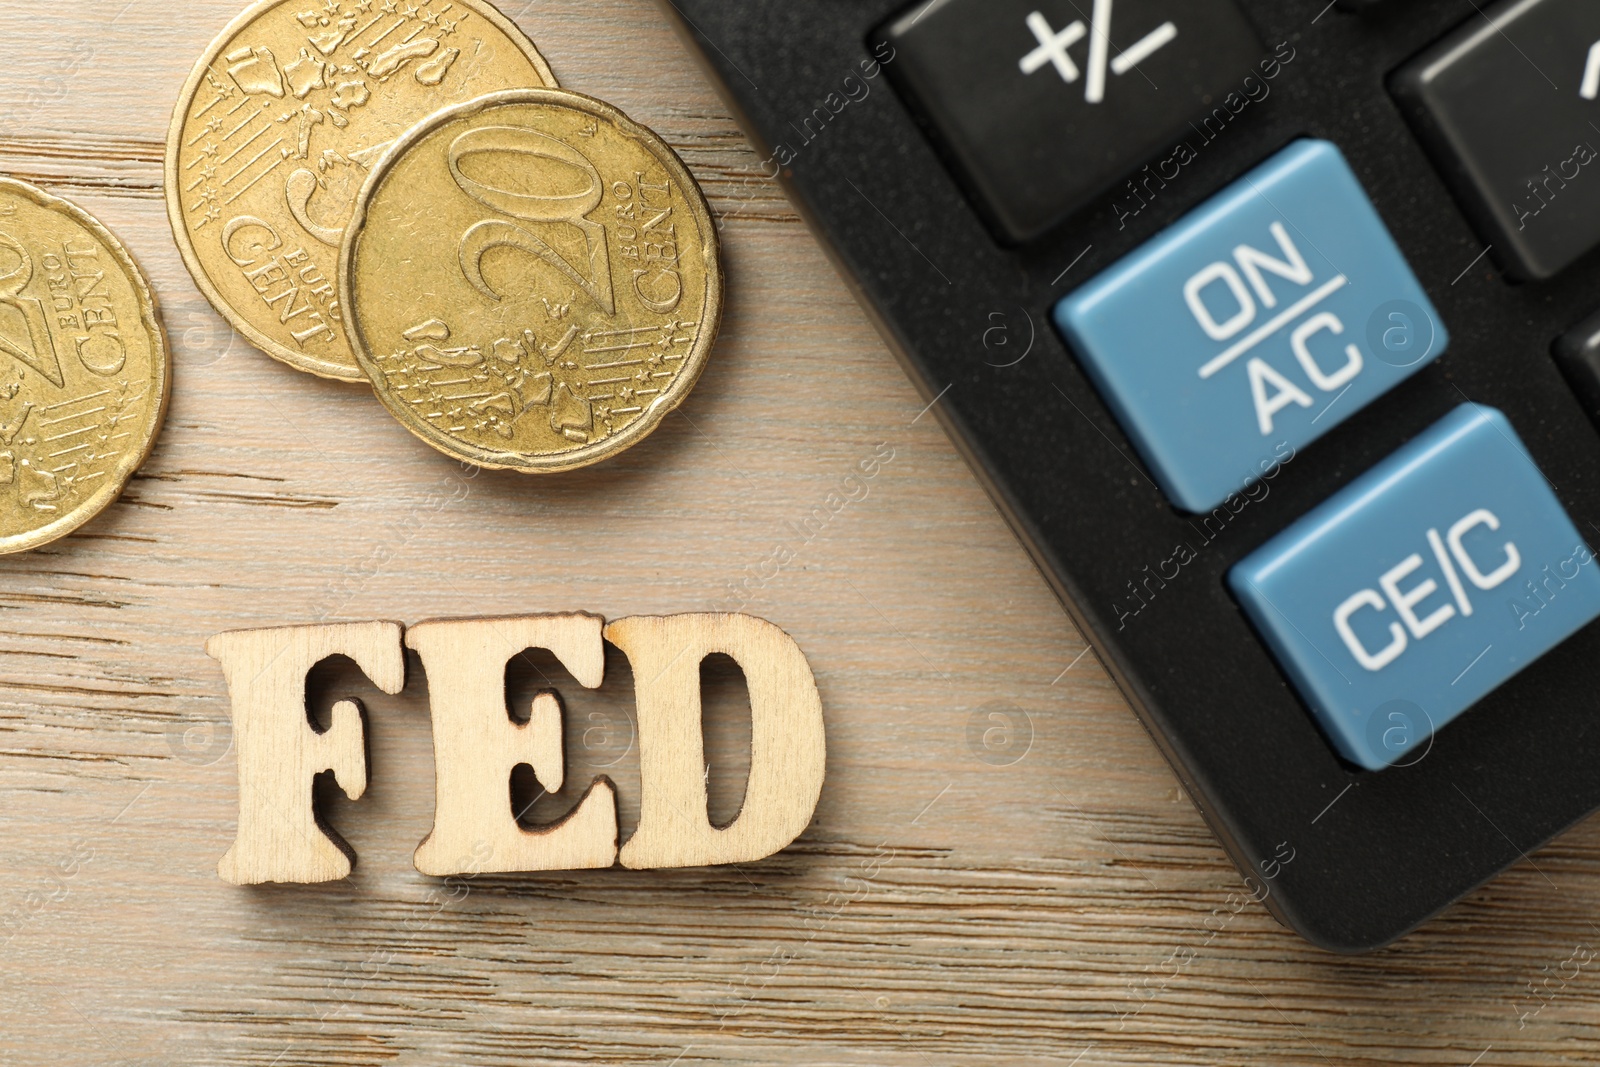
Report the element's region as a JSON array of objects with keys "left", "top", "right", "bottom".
[
  {"left": 166, "top": 0, "right": 557, "bottom": 382},
  {"left": 0, "top": 178, "right": 169, "bottom": 554},
  {"left": 340, "top": 88, "right": 722, "bottom": 472}
]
